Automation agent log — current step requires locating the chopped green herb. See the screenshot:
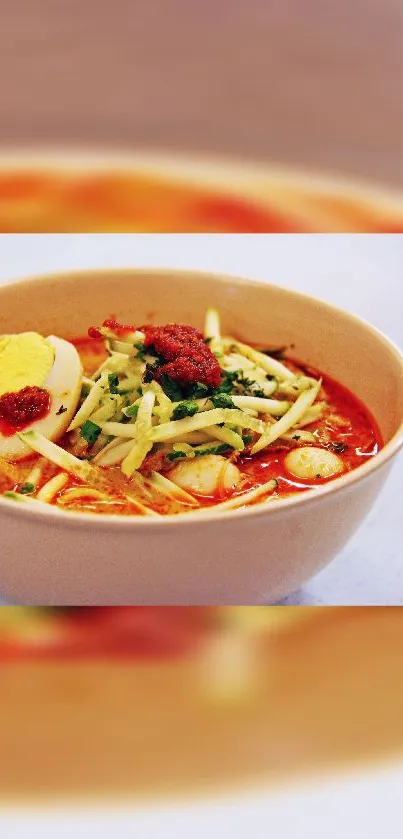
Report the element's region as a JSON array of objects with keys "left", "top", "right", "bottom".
[
  {"left": 242, "top": 434, "right": 253, "bottom": 445},
  {"left": 293, "top": 434, "right": 301, "bottom": 441},
  {"left": 140, "top": 343, "right": 161, "bottom": 360},
  {"left": 123, "top": 404, "right": 139, "bottom": 418},
  {"left": 143, "top": 363, "right": 159, "bottom": 384},
  {"left": 160, "top": 374, "right": 184, "bottom": 402},
  {"left": 188, "top": 381, "right": 209, "bottom": 399},
  {"left": 56, "top": 405, "right": 68, "bottom": 416},
  {"left": 80, "top": 419, "right": 102, "bottom": 445},
  {"left": 172, "top": 400, "right": 199, "bottom": 420},
  {"left": 194, "top": 443, "right": 231, "bottom": 457},
  {"left": 213, "top": 370, "right": 239, "bottom": 395},
  {"left": 19, "top": 482, "right": 35, "bottom": 495},
  {"left": 108, "top": 373, "right": 120, "bottom": 394},
  {"left": 167, "top": 442, "right": 233, "bottom": 461},
  {"left": 211, "top": 392, "right": 235, "bottom": 409},
  {"left": 166, "top": 450, "right": 187, "bottom": 461},
  {"left": 238, "top": 376, "right": 265, "bottom": 397},
  {"left": 134, "top": 341, "right": 146, "bottom": 359}
]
